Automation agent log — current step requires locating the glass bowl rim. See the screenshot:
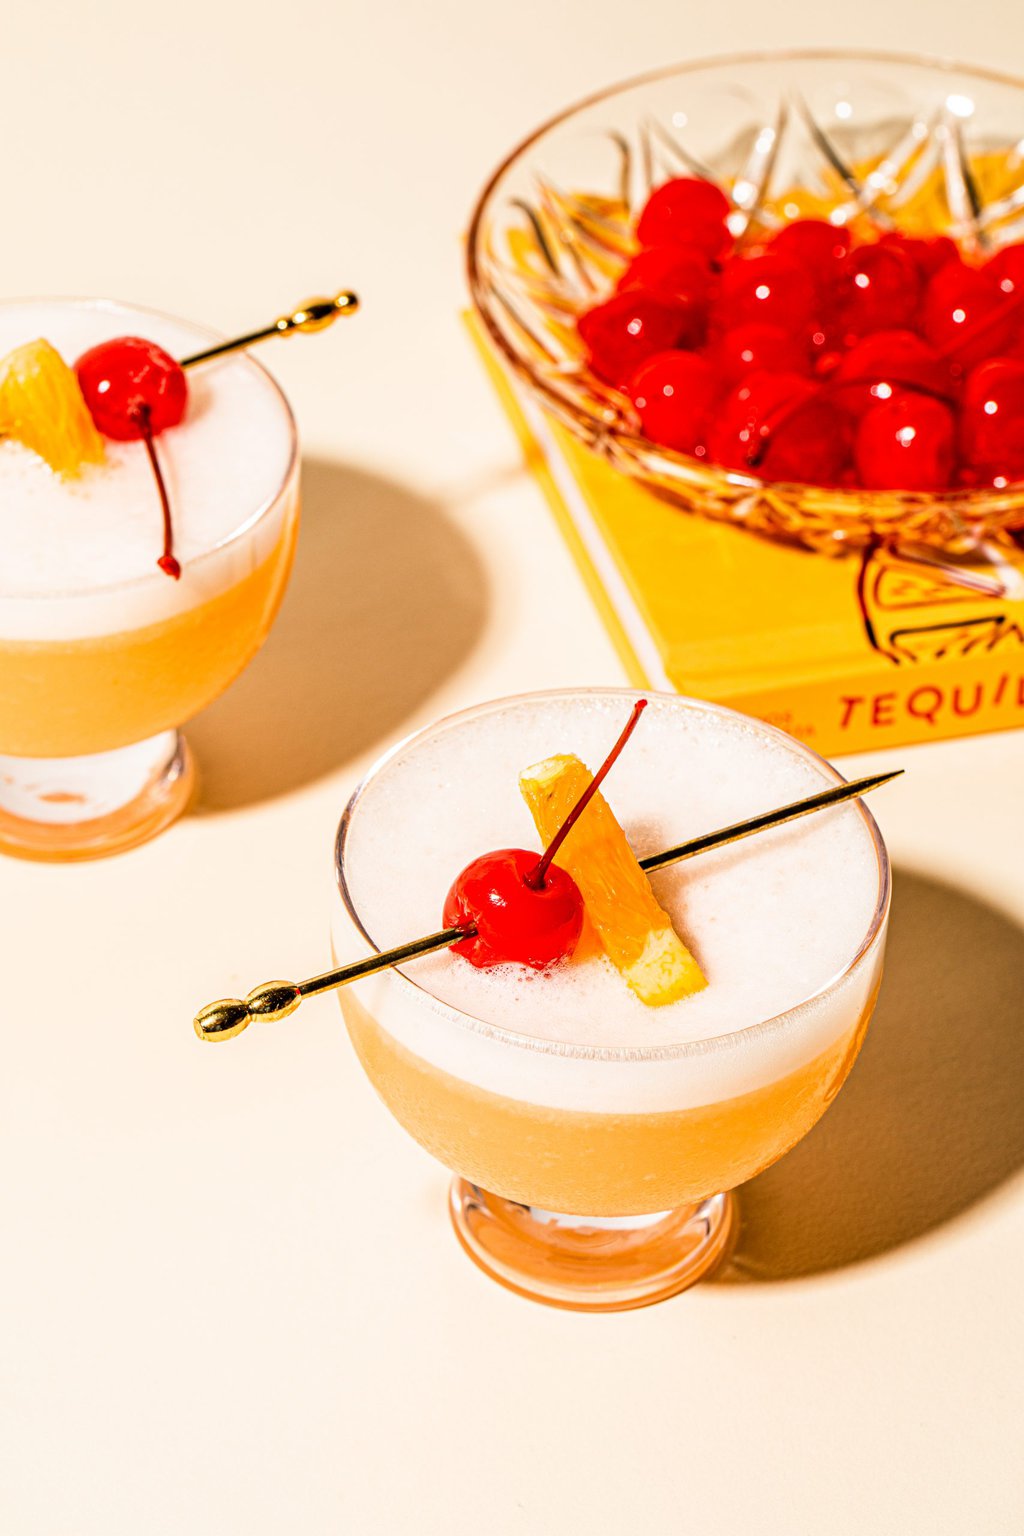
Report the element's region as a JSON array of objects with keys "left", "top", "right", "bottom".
[
  {"left": 465, "top": 46, "right": 1024, "bottom": 512},
  {"left": 0, "top": 295, "right": 299, "bottom": 603},
  {"left": 334, "top": 686, "right": 892, "bottom": 1063}
]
